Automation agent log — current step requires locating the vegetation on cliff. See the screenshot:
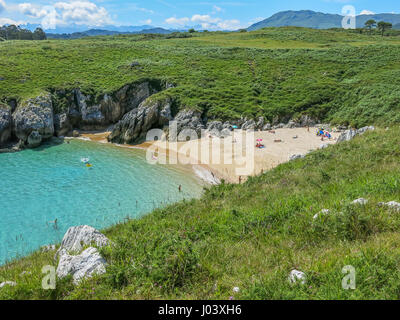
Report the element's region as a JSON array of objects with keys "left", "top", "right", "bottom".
[
  {"left": 1, "top": 128, "right": 400, "bottom": 299},
  {"left": 1, "top": 27, "right": 400, "bottom": 126}
]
